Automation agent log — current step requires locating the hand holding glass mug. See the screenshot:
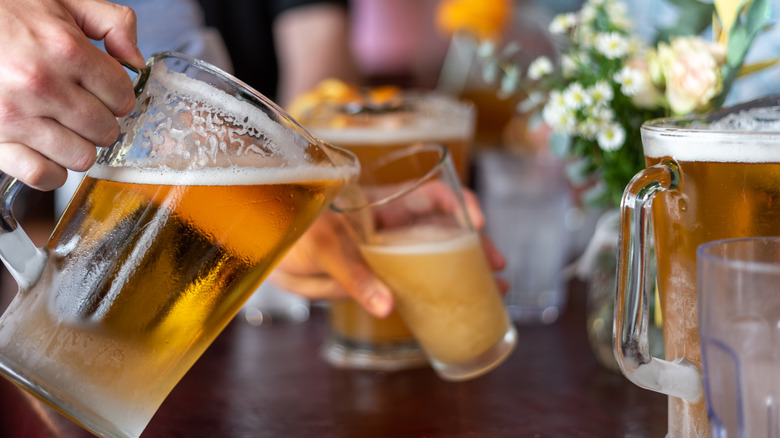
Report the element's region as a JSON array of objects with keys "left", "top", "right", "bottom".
[
  {"left": 0, "top": 52, "right": 359, "bottom": 438},
  {"left": 270, "top": 185, "right": 507, "bottom": 318},
  {"left": 331, "top": 143, "right": 516, "bottom": 381},
  {"left": 0, "top": 0, "right": 145, "bottom": 191}
]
